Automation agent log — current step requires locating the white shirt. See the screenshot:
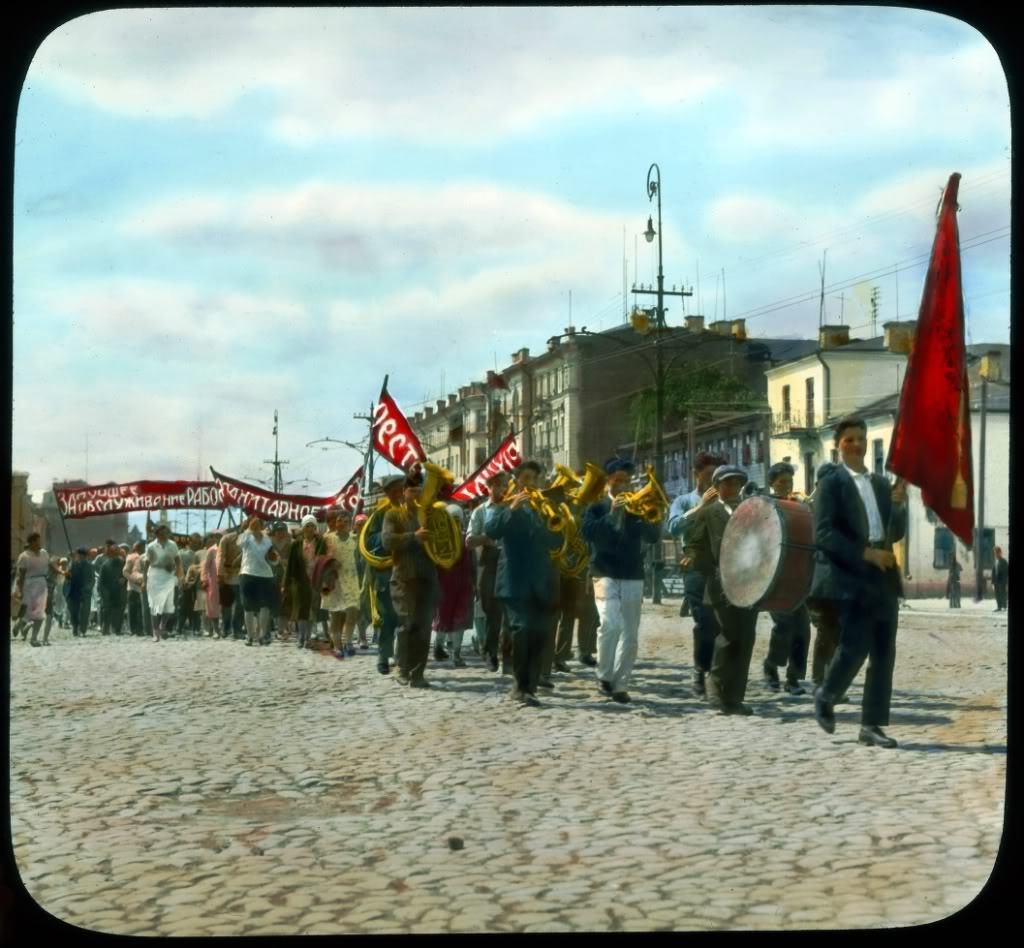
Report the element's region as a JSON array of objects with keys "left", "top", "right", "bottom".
[
  {"left": 842, "top": 463, "right": 884, "bottom": 542},
  {"left": 718, "top": 499, "right": 736, "bottom": 516},
  {"left": 239, "top": 532, "right": 275, "bottom": 578}
]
